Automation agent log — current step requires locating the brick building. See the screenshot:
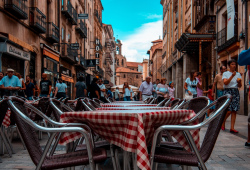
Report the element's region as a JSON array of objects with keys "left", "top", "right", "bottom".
[{"left": 0, "top": 0, "right": 115, "bottom": 99}]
